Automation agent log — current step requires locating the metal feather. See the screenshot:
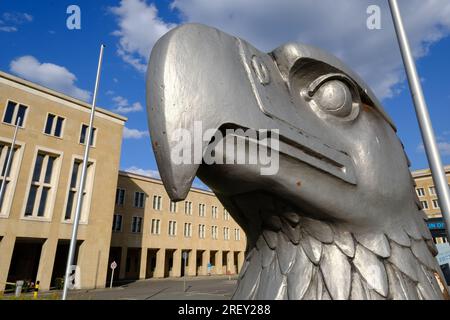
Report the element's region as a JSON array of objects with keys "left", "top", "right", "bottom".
[
  {"left": 384, "top": 263, "right": 403, "bottom": 299},
  {"left": 255, "top": 257, "right": 288, "bottom": 300},
  {"left": 287, "top": 245, "right": 313, "bottom": 299},
  {"left": 332, "top": 226, "right": 355, "bottom": 258},
  {"left": 388, "top": 241, "right": 419, "bottom": 282},
  {"left": 276, "top": 232, "right": 297, "bottom": 274},
  {"left": 300, "top": 231, "right": 322, "bottom": 264},
  {"left": 403, "top": 222, "right": 422, "bottom": 241},
  {"left": 417, "top": 265, "right": 443, "bottom": 300},
  {"left": 280, "top": 217, "right": 301, "bottom": 244},
  {"left": 302, "top": 267, "right": 324, "bottom": 300},
  {"left": 282, "top": 211, "right": 300, "bottom": 226},
  {"left": 262, "top": 229, "right": 278, "bottom": 249},
  {"left": 260, "top": 240, "right": 275, "bottom": 268},
  {"left": 263, "top": 215, "right": 282, "bottom": 231},
  {"left": 320, "top": 244, "right": 351, "bottom": 300},
  {"left": 386, "top": 228, "right": 411, "bottom": 247},
  {"left": 411, "top": 239, "right": 439, "bottom": 270},
  {"left": 353, "top": 244, "right": 389, "bottom": 297},
  {"left": 391, "top": 264, "right": 420, "bottom": 300},
  {"left": 350, "top": 272, "right": 368, "bottom": 300},
  {"left": 301, "top": 217, "right": 334, "bottom": 244},
  {"left": 354, "top": 232, "right": 391, "bottom": 258},
  {"left": 233, "top": 250, "right": 262, "bottom": 299}
]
